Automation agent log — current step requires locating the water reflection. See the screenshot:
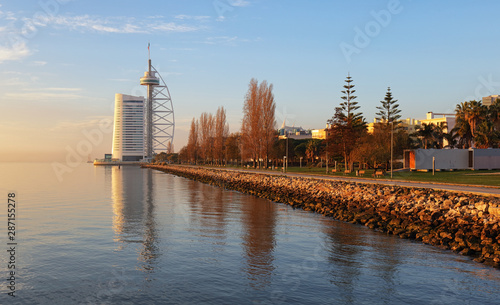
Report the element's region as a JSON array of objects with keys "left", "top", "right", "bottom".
[
  {"left": 323, "top": 221, "right": 363, "bottom": 303},
  {"left": 323, "top": 221, "right": 402, "bottom": 303},
  {"left": 183, "top": 180, "right": 278, "bottom": 289},
  {"left": 111, "top": 166, "right": 160, "bottom": 274},
  {"left": 186, "top": 181, "right": 228, "bottom": 249},
  {"left": 241, "top": 197, "right": 277, "bottom": 289}
]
